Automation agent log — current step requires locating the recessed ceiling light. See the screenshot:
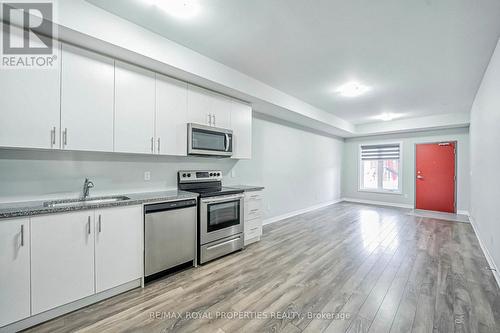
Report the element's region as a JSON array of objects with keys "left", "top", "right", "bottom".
[
  {"left": 374, "top": 113, "right": 400, "bottom": 121},
  {"left": 144, "top": 0, "right": 200, "bottom": 19},
  {"left": 335, "top": 81, "right": 371, "bottom": 98}
]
